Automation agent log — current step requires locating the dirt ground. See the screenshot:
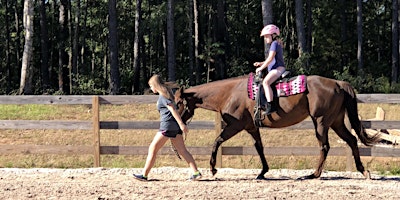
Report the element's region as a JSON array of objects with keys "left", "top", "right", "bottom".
[{"left": 0, "top": 167, "right": 399, "bottom": 200}]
